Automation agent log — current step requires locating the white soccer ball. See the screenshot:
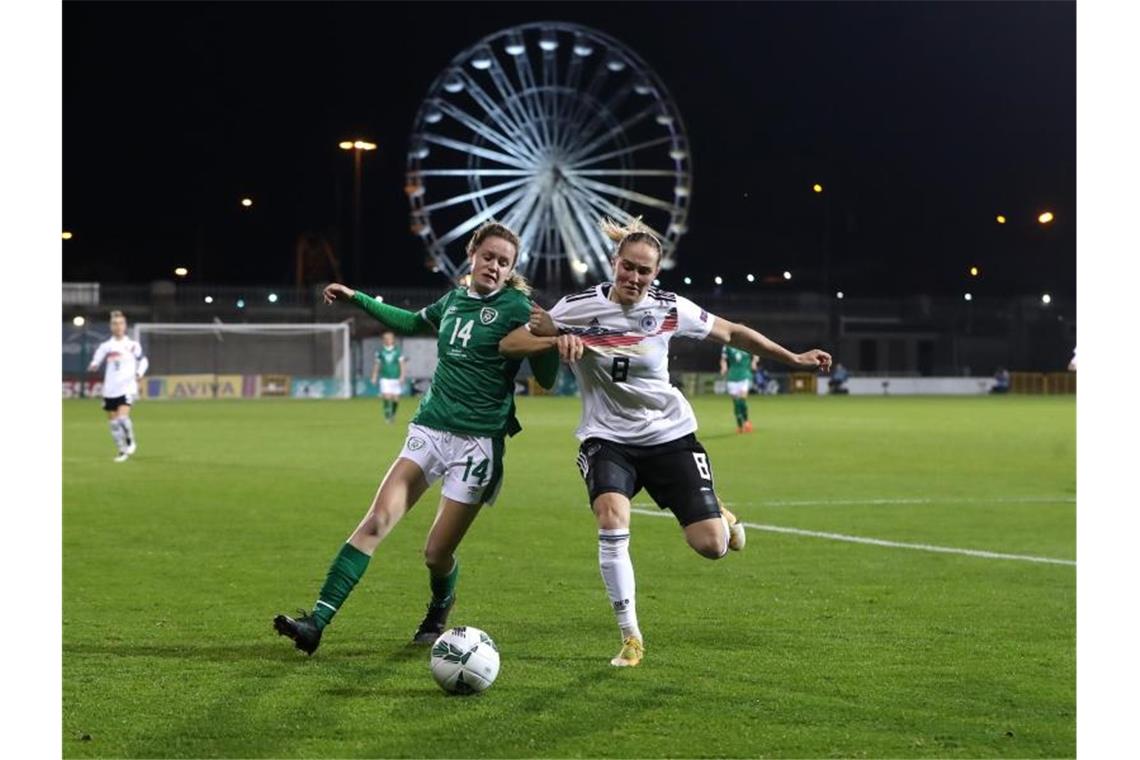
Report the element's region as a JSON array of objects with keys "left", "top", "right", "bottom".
[{"left": 429, "top": 626, "right": 501, "bottom": 695}]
